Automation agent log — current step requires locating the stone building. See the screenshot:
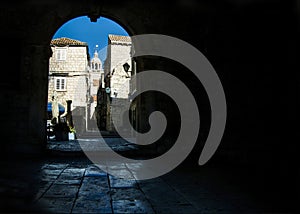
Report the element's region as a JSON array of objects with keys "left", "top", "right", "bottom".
[
  {"left": 87, "top": 48, "right": 104, "bottom": 130},
  {"left": 48, "top": 37, "right": 89, "bottom": 134},
  {"left": 103, "top": 34, "right": 133, "bottom": 132}
]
